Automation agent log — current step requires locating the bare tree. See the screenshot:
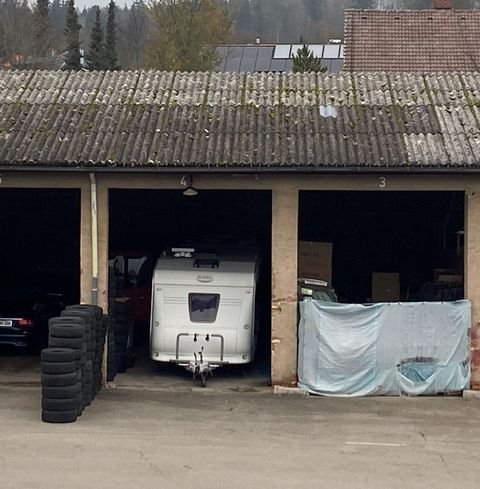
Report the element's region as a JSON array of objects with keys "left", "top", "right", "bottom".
[
  {"left": 0, "top": 0, "right": 34, "bottom": 63},
  {"left": 118, "top": 0, "right": 149, "bottom": 68},
  {"left": 144, "top": 0, "right": 232, "bottom": 71}
]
